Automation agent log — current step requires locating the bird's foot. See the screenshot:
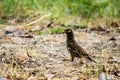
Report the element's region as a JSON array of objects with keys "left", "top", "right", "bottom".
[
  {"left": 77, "top": 58, "right": 84, "bottom": 66},
  {"left": 77, "top": 61, "right": 84, "bottom": 66},
  {"left": 62, "top": 58, "right": 70, "bottom": 61}
]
